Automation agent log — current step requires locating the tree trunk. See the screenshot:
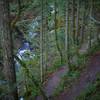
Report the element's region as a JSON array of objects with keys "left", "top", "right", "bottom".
[
  {"left": 0, "top": 0, "right": 18, "bottom": 100},
  {"left": 54, "top": 0, "right": 63, "bottom": 64},
  {"left": 40, "top": 0, "right": 44, "bottom": 83},
  {"left": 80, "top": 1, "right": 86, "bottom": 44},
  {"left": 72, "top": 0, "right": 76, "bottom": 43},
  {"left": 76, "top": 0, "right": 80, "bottom": 45},
  {"left": 65, "top": 0, "right": 70, "bottom": 68},
  {"left": 44, "top": 0, "right": 49, "bottom": 74}
]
